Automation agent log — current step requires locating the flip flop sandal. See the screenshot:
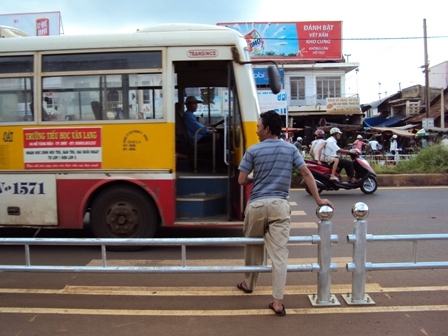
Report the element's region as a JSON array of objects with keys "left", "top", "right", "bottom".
[
  {"left": 237, "top": 282, "right": 253, "bottom": 294},
  {"left": 269, "top": 302, "right": 286, "bottom": 316}
]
